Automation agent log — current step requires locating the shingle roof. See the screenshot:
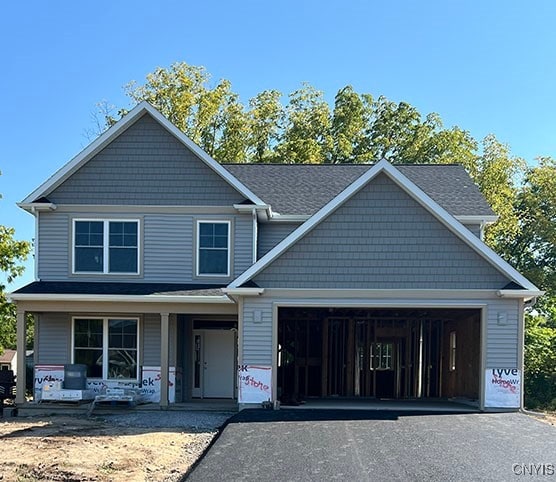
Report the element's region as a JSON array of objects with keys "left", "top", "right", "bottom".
[
  {"left": 0, "top": 349, "right": 16, "bottom": 363},
  {"left": 13, "top": 281, "right": 225, "bottom": 297},
  {"left": 223, "top": 164, "right": 495, "bottom": 217}
]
